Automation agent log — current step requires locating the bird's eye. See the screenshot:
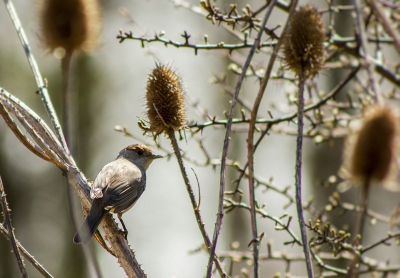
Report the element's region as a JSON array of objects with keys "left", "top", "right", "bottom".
[{"left": 137, "top": 150, "right": 144, "bottom": 156}]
